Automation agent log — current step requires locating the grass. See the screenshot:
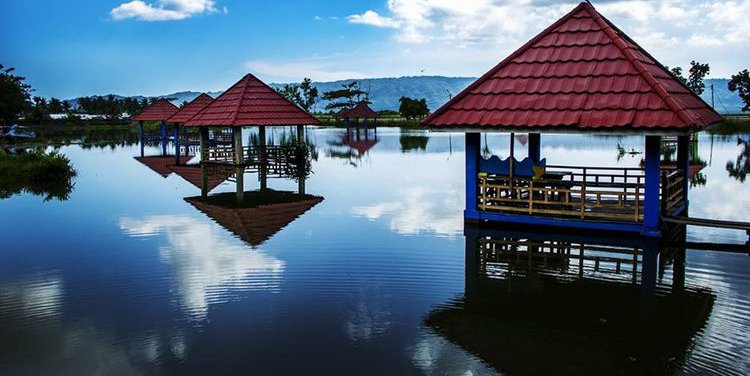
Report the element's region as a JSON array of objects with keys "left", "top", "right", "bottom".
[
  {"left": 0, "top": 148, "right": 77, "bottom": 201},
  {"left": 187, "top": 189, "right": 320, "bottom": 209}
]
